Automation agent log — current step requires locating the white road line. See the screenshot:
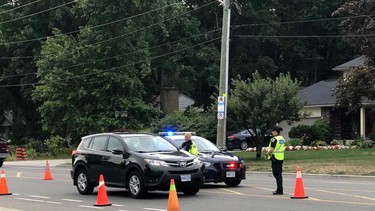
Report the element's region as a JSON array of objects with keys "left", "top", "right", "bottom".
[
  {"left": 112, "top": 204, "right": 125, "bottom": 206},
  {"left": 62, "top": 199, "right": 83, "bottom": 202},
  {"left": 14, "top": 197, "right": 44, "bottom": 203},
  {"left": 46, "top": 201, "right": 63, "bottom": 205},
  {"left": 79, "top": 205, "right": 103, "bottom": 209},
  {"left": 29, "top": 195, "right": 50, "bottom": 199},
  {"left": 219, "top": 188, "right": 246, "bottom": 195},
  {"left": 12, "top": 193, "right": 20, "bottom": 196},
  {"left": 117, "top": 210, "right": 129, "bottom": 211},
  {"left": 143, "top": 208, "right": 167, "bottom": 211}
]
